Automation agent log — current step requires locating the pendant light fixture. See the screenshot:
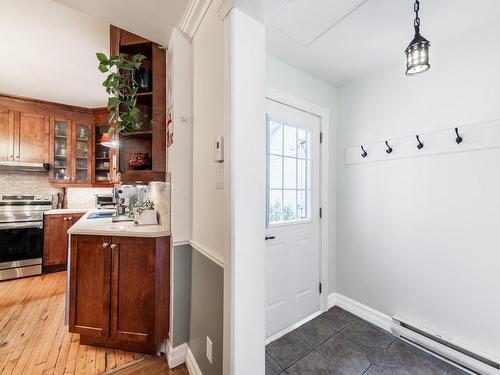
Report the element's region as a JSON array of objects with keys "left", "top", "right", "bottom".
[{"left": 405, "top": 0, "right": 430, "bottom": 76}]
